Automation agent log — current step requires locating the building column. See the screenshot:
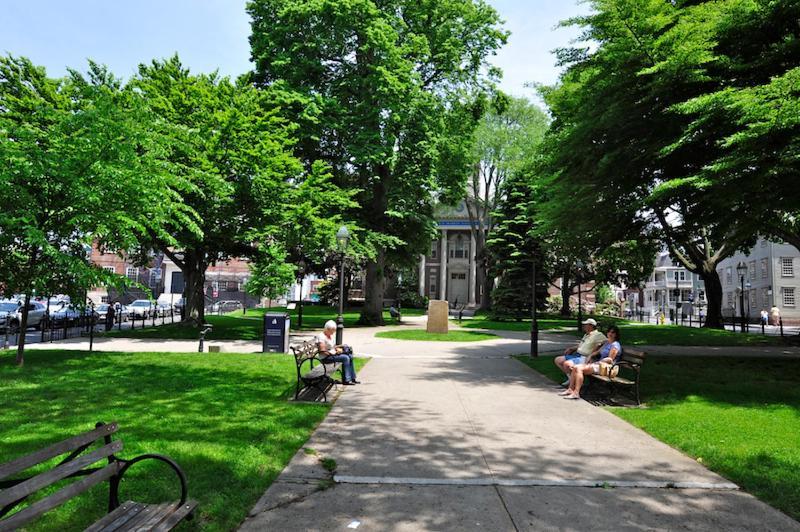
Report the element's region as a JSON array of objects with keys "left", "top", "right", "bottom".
[
  {"left": 418, "top": 254, "right": 426, "bottom": 297},
  {"left": 468, "top": 232, "right": 477, "bottom": 306},
  {"left": 439, "top": 229, "right": 448, "bottom": 301}
]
